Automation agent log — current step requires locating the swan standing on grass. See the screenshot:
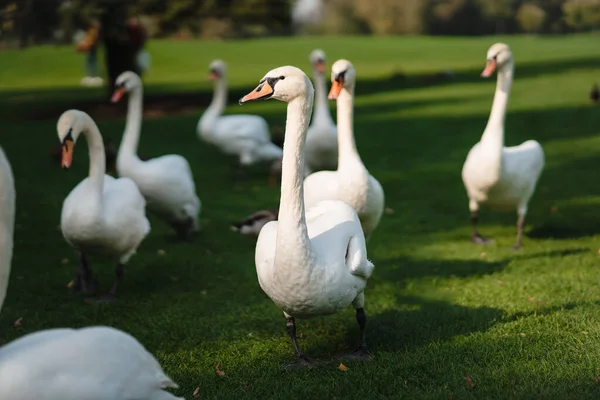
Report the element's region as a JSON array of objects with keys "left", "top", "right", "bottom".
[
  {"left": 303, "top": 59, "right": 385, "bottom": 241},
  {"left": 461, "top": 43, "right": 545, "bottom": 250},
  {"left": 58, "top": 110, "right": 150, "bottom": 302},
  {"left": 197, "top": 59, "right": 283, "bottom": 179},
  {"left": 112, "top": 71, "right": 201, "bottom": 239},
  {"left": 0, "top": 141, "right": 181, "bottom": 400},
  {"left": 240, "top": 66, "right": 375, "bottom": 368},
  {"left": 304, "top": 49, "right": 338, "bottom": 176}
]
